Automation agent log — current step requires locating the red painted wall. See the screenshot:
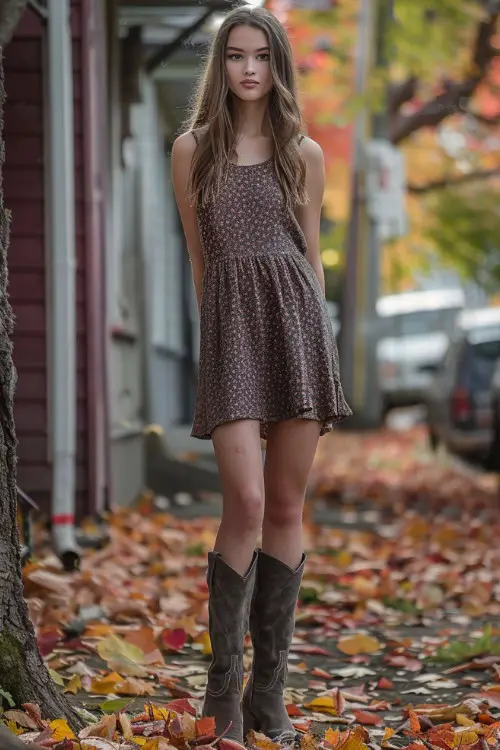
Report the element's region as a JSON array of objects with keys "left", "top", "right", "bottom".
[{"left": 4, "top": 2, "right": 97, "bottom": 514}]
